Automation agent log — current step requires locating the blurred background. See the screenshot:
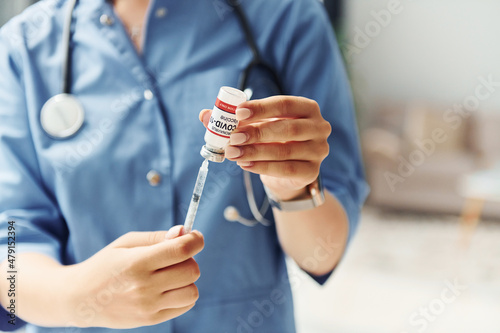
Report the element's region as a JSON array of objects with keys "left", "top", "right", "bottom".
[
  {"left": 295, "top": 1, "right": 500, "bottom": 332},
  {"left": 1, "top": 0, "right": 499, "bottom": 332}
]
